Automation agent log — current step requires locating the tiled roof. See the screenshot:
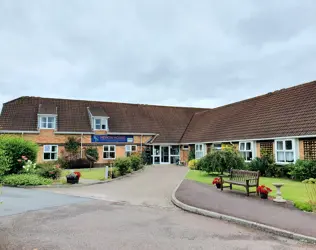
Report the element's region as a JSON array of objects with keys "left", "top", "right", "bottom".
[
  {"left": 1, "top": 81, "right": 316, "bottom": 144},
  {"left": 88, "top": 107, "right": 108, "bottom": 117},
  {"left": 38, "top": 103, "right": 57, "bottom": 115},
  {"left": 180, "top": 81, "right": 316, "bottom": 143},
  {"left": 0, "top": 97, "right": 205, "bottom": 143}
]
